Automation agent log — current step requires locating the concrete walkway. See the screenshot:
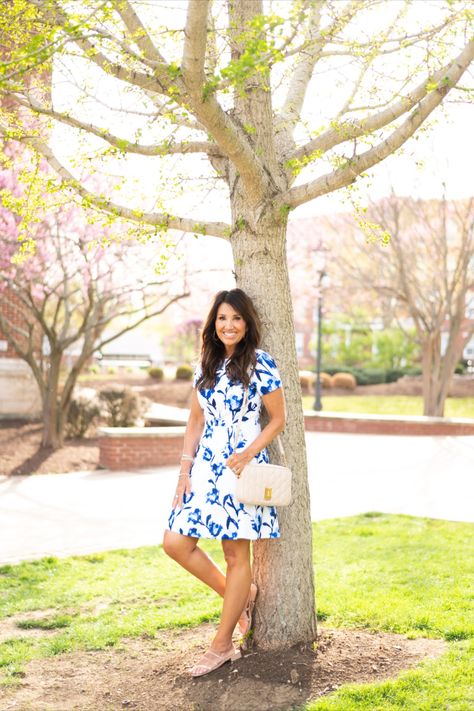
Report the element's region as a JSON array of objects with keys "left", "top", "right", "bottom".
[{"left": 1, "top": 432, "right": 473, "bottom": 564}]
